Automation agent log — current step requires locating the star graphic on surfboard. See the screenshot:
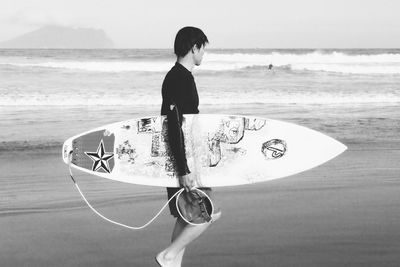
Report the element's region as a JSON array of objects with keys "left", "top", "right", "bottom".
[{"left": 85, "top": 140, "right": 114, "bottom": 173}]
